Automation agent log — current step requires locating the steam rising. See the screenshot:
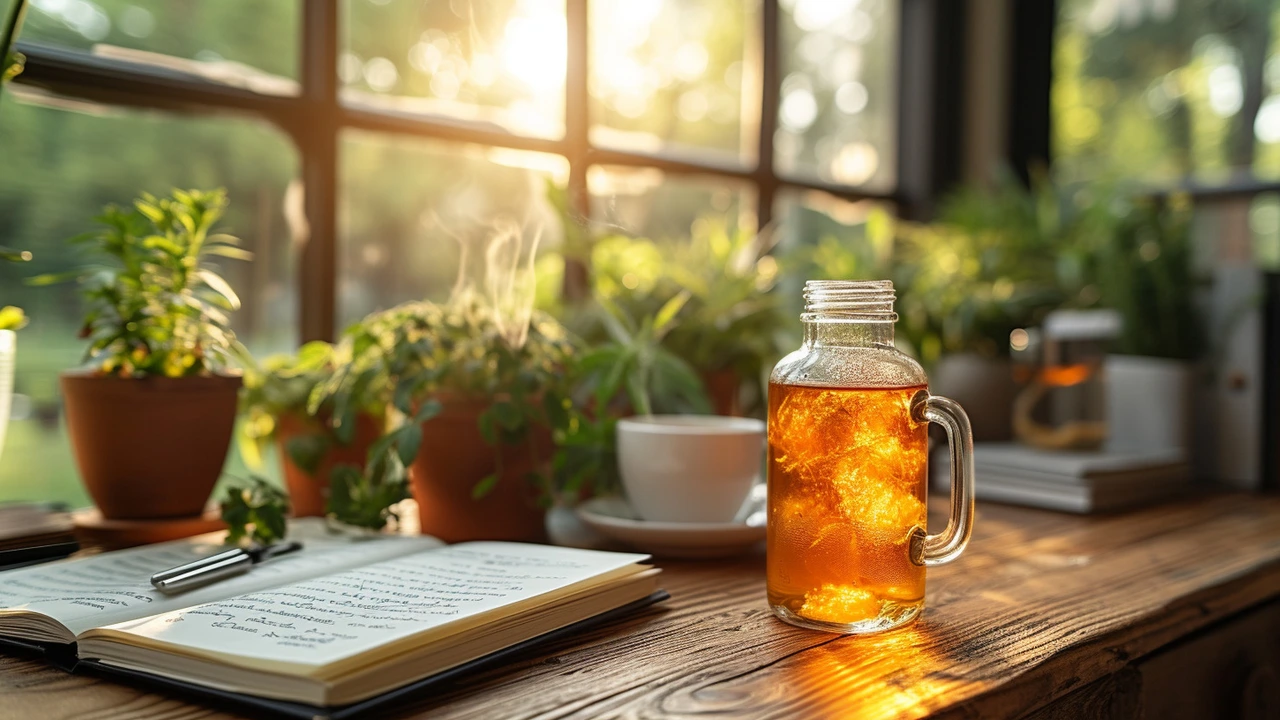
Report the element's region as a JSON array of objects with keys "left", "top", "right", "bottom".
[{"left": 447, "top": 218, "right": 542, "bottom": 351}]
